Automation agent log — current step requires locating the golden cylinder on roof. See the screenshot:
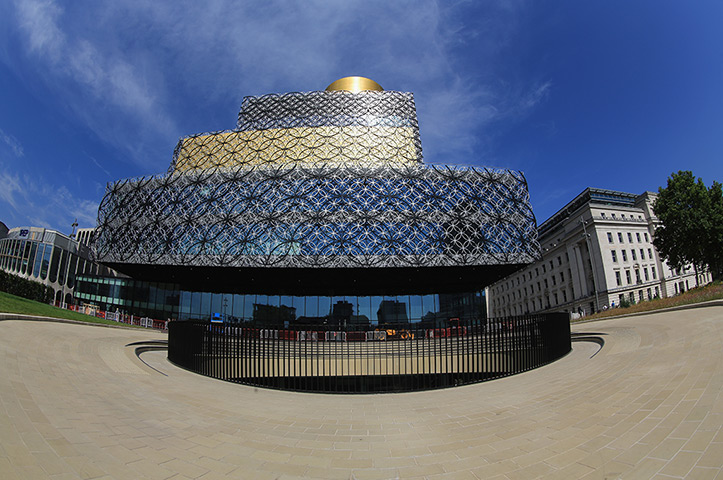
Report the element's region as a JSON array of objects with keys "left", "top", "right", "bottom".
[{"left": 325, "top": 76, "right": 383, "bottom": 93}]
